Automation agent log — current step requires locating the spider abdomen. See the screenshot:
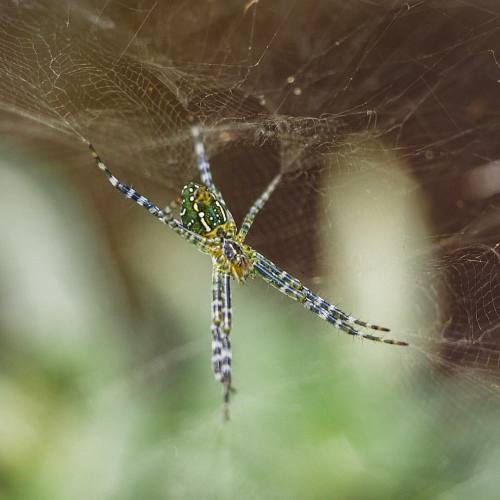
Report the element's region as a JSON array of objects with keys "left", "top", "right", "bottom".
[{"left": 181, "top": 182, "right": 228, "bottom": 235}]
